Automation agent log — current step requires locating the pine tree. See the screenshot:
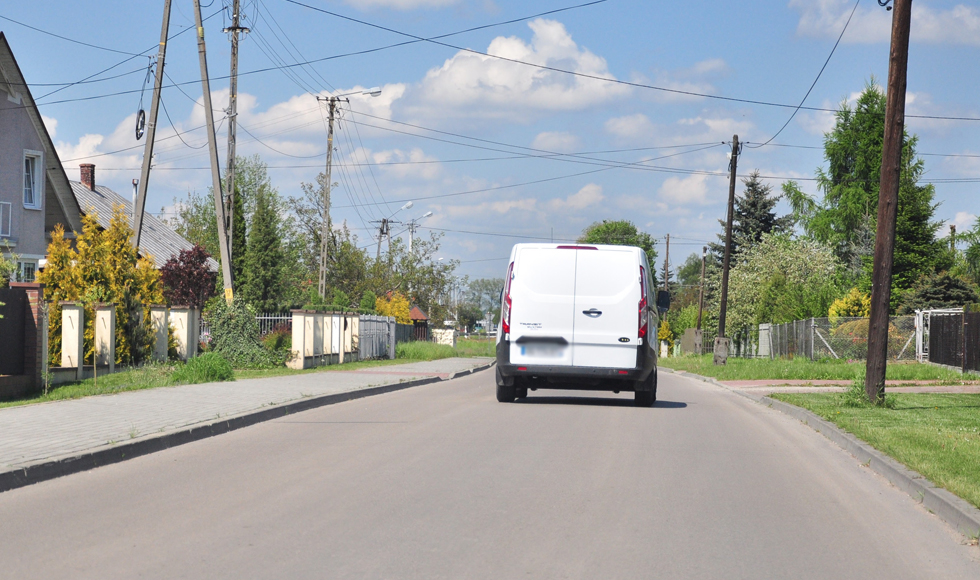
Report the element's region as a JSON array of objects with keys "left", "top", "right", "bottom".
[
  {"left": 712, "top": 171, "right": 792, "bottom": 259},
  {"left": 239, "top": 187, "right": 285, "bottom": 311},
  {"left": 785, "top": 79, "right": 947, "bottom": 296}
]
